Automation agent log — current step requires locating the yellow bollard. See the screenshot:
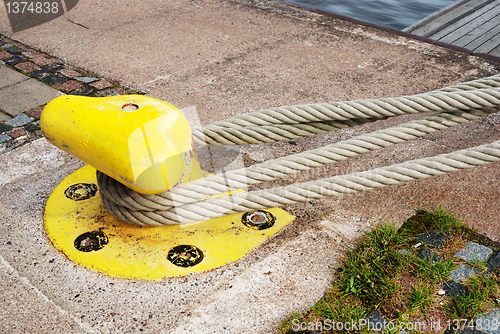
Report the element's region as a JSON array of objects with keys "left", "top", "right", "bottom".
[
  {"left": 41, "top": 95, "right": 203, "bottom": 194},
  {"left": 41, "top": 94, "right": 297, "bottom": 279},
  {"left": 44, "top": 165, "right": 296, "bottom": 279}
]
